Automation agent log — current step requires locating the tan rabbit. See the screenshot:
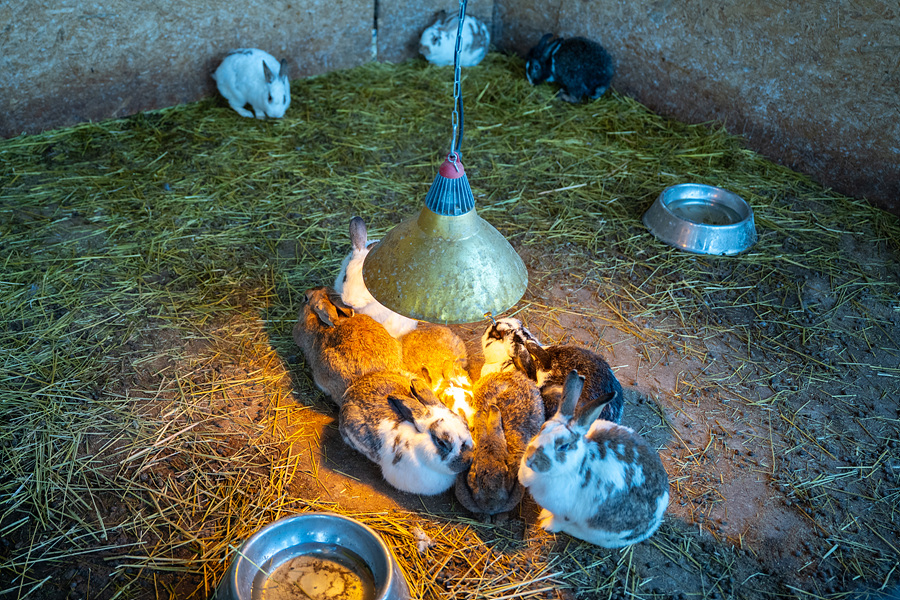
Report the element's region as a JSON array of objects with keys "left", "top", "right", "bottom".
[
  {"left": 400, "top": 323, "right": 475, "bottom": 426},
  {"left": 292, "top": 286, "right": 402, "bottom": 405}
]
